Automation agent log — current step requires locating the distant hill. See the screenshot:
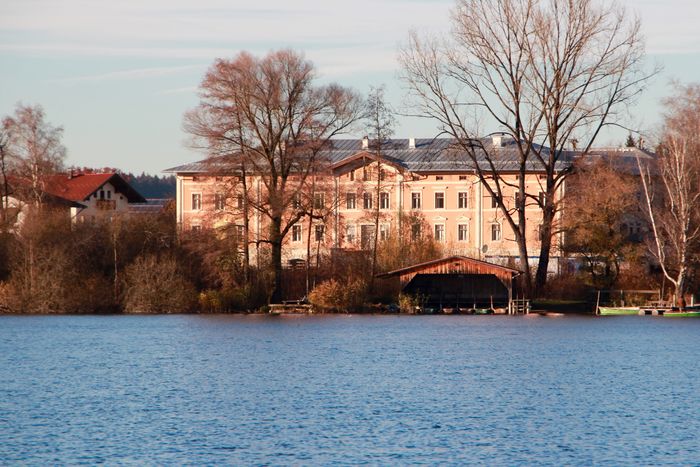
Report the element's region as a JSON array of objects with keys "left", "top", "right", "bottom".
[{"left": 125, "top": 173, "right": 176, "bottom": 199}]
